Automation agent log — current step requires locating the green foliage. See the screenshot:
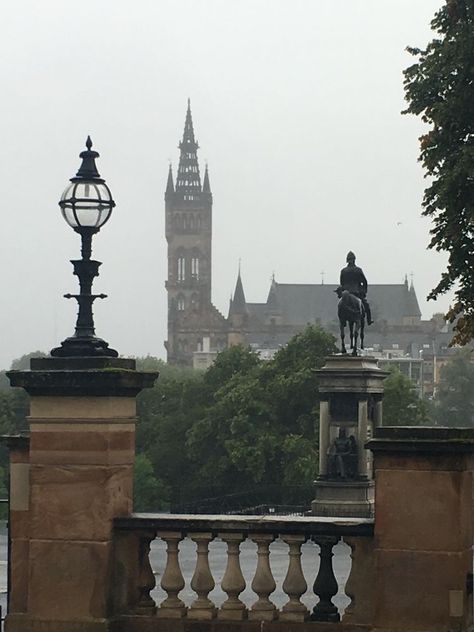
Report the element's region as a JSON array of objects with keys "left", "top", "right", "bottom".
[
  {"left": 186, "top": 327, "right": 335, "bottom": 492},
  {"left": 434, "top": 350, "right": 474, "bottom": 425},
  {"left": 403, "top": 1, "right": 474, "bottom": 345},
  {"left": 133, "top": 454, "right": 170, "bottom": 511},
  {"left": 10, "top": 351, "right": 47, "bottom": 371},
  {"left": 383, "top": 368, "right": 430, "bottom": 426},
  {"left": 132, "top": 327, "right": 336, "bottom": 509}
]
